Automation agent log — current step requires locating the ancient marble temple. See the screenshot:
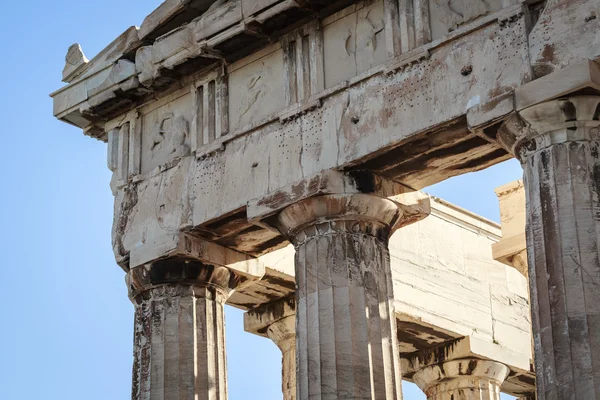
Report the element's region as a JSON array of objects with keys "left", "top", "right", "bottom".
[{"left": 51, "top": 0, "right": 600, "bottom": 399}]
